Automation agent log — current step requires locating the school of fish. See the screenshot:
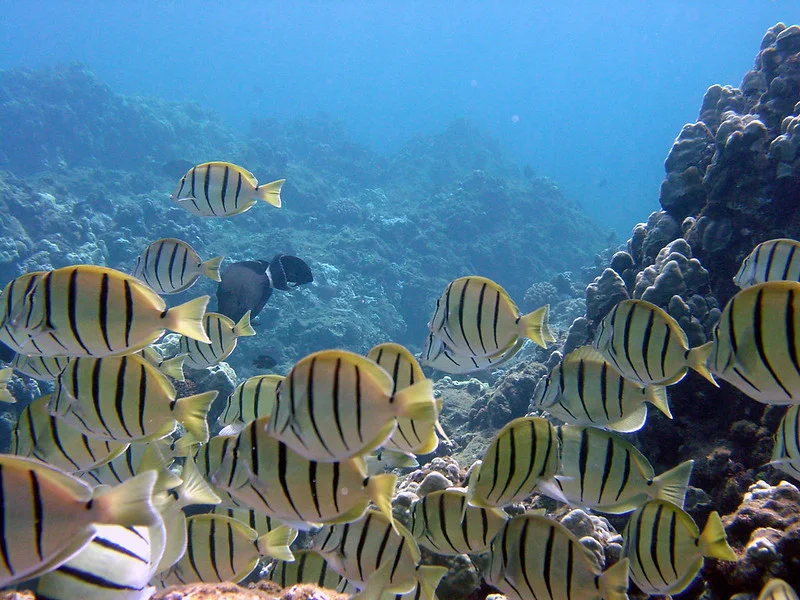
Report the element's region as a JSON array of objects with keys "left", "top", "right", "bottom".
[{"left": 0, "top": 158, "right": 798, "bottom": 600}]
